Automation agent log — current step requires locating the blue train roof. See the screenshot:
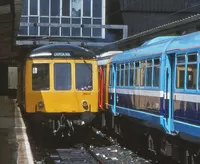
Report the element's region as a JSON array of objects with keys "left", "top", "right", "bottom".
[{"left": 111, "top": 31, "right": 200, "bottom": 62}]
